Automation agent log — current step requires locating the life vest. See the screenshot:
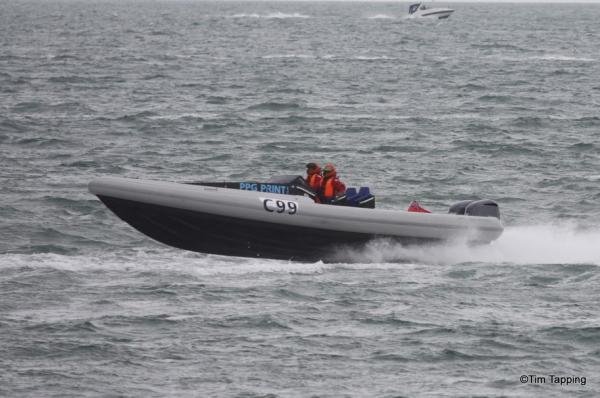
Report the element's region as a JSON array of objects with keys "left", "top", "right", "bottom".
[
  {"left": 306, "top": 174, "right": 321, "bottom": 192},
  {"left": 322, "top": 178, "right": 336, "bottom": 200}
]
